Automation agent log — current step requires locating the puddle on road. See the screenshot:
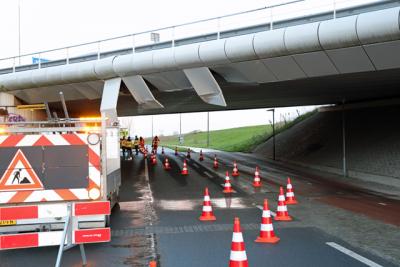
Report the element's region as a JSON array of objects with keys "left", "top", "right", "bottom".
[
  {"left": 111, "top": 234, "right": 159, "bottom": 266},
  {"left": 156, "top": 197, "right": 248, "bottom": 210}
]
